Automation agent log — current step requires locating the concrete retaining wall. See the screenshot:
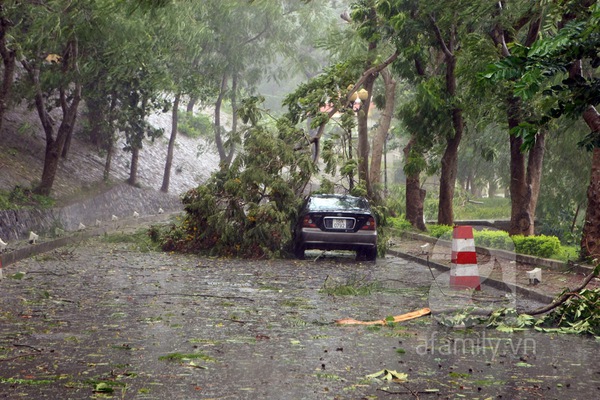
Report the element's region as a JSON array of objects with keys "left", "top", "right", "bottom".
[{"left": 0, "top": 184, "right": 182, "bottom": 242}]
